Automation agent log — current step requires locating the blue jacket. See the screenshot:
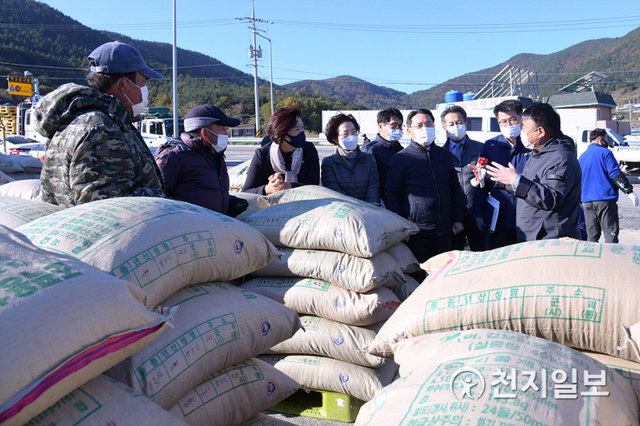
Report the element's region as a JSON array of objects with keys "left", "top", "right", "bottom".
[
  {"left": 579, "top": 143, "right": 623, "bottom": 202},
  {"left": 512, "top": 132, "right": 582, "bottom": 242},
  {"left": 384, "top": 142, "right": 464, "bottom": 235},
  {"left": 242, "top": 141, "right": 320, "bottom": 195},
  {"left": 473, "top": 134, "right": 531, "bottom": 230},
  {"left": 443, "top": 136, "right": 484, "bottom": 215},
  {"left": 154, "top": 133, "right": 230, "bottom": 213},
  {"left": 321, "top": 148, "right": 380, "bottom": 203},
  {"left": 362, "top": 134, "right": 403, "bottom": 199}
]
